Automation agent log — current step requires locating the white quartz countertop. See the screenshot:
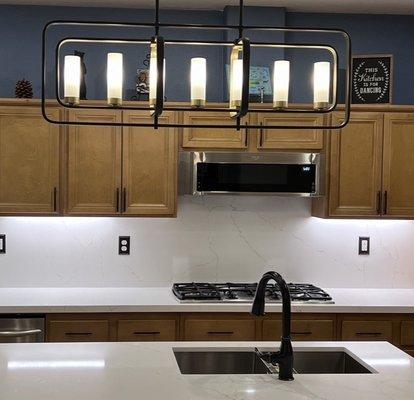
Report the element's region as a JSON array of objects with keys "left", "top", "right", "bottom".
[
  {"left": 0, "top": 341, "right": 413, "bottom": 399},
  {"left": 0, "top": 287, "right": 413, "bottom": 313}
]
